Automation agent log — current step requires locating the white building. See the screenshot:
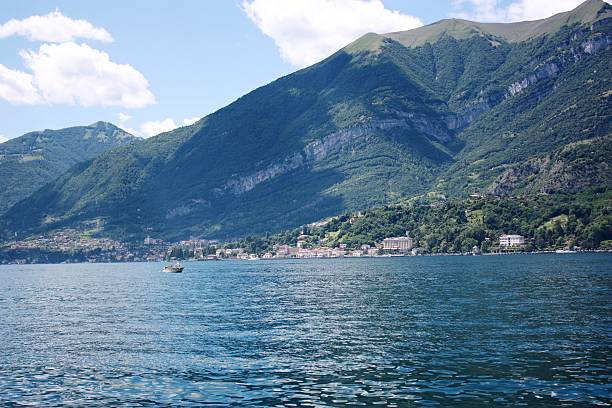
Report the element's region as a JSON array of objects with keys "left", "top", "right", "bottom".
[
  {"left": 499, "top": 234, "right": 525, "bottom": 248},
  {"left": 331, "top": 248, "right": 345, "bottom": 258},
  {"left": 382, "top": 236, "right": 414, "bottom": 252},
  {"left": 144, "top": 236, "right": 163, "bottom": 245}
]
